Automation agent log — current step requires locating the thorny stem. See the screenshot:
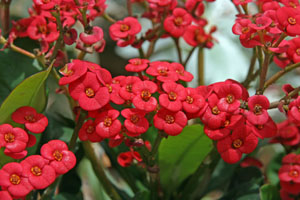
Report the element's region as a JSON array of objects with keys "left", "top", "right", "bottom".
[
  {"left": 198, "top": 47, "right": 204, "bottom": 86},
  {"left": 68, "top": 109, "right": 87, "bottom": 151},
  {"left": 183, "top": 46, "right": 196, "bottom": 67},
  {"left": 0, "top": 36, "right": 36, "bottom": 59},
  {"left": 242, "top": 48, "right": 257, "bottom": 88},
  {"left": 257, "top": 52, "right": 271, "bottom": 94},
  {"left": 272, "top": 32, "right": 287, "bottom": 48},
  {"left": 269, "top": 87, "right": 300, "bottom": 109},
  {"left": 50, "top": 10, "right": 64, "bottom": 61},
  {"left": 83, "top": 141, "right": 122, "bottom": 200},
  {"left": 264, "top": 62, "right": 300, "bottom": 90},
  {"left": 173, "top": 38, "right": 183, "bottom": 64},
  {"left": 0, "top": 0, "right": 11, "bottom": 35}
]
